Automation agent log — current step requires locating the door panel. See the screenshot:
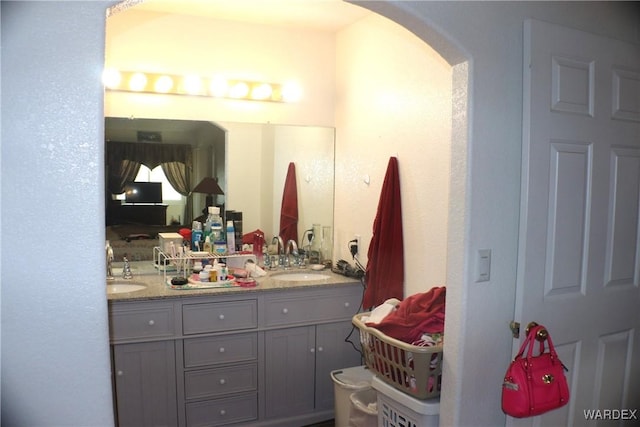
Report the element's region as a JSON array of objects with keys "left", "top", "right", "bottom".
[{"left": 515, "top": 19, "right": 640, "bottom": 426}]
